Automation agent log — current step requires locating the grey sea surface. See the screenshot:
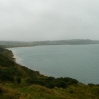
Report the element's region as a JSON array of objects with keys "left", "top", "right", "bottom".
[{"left": 8, "top": 45, "right": 99, "bottom": 84}]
